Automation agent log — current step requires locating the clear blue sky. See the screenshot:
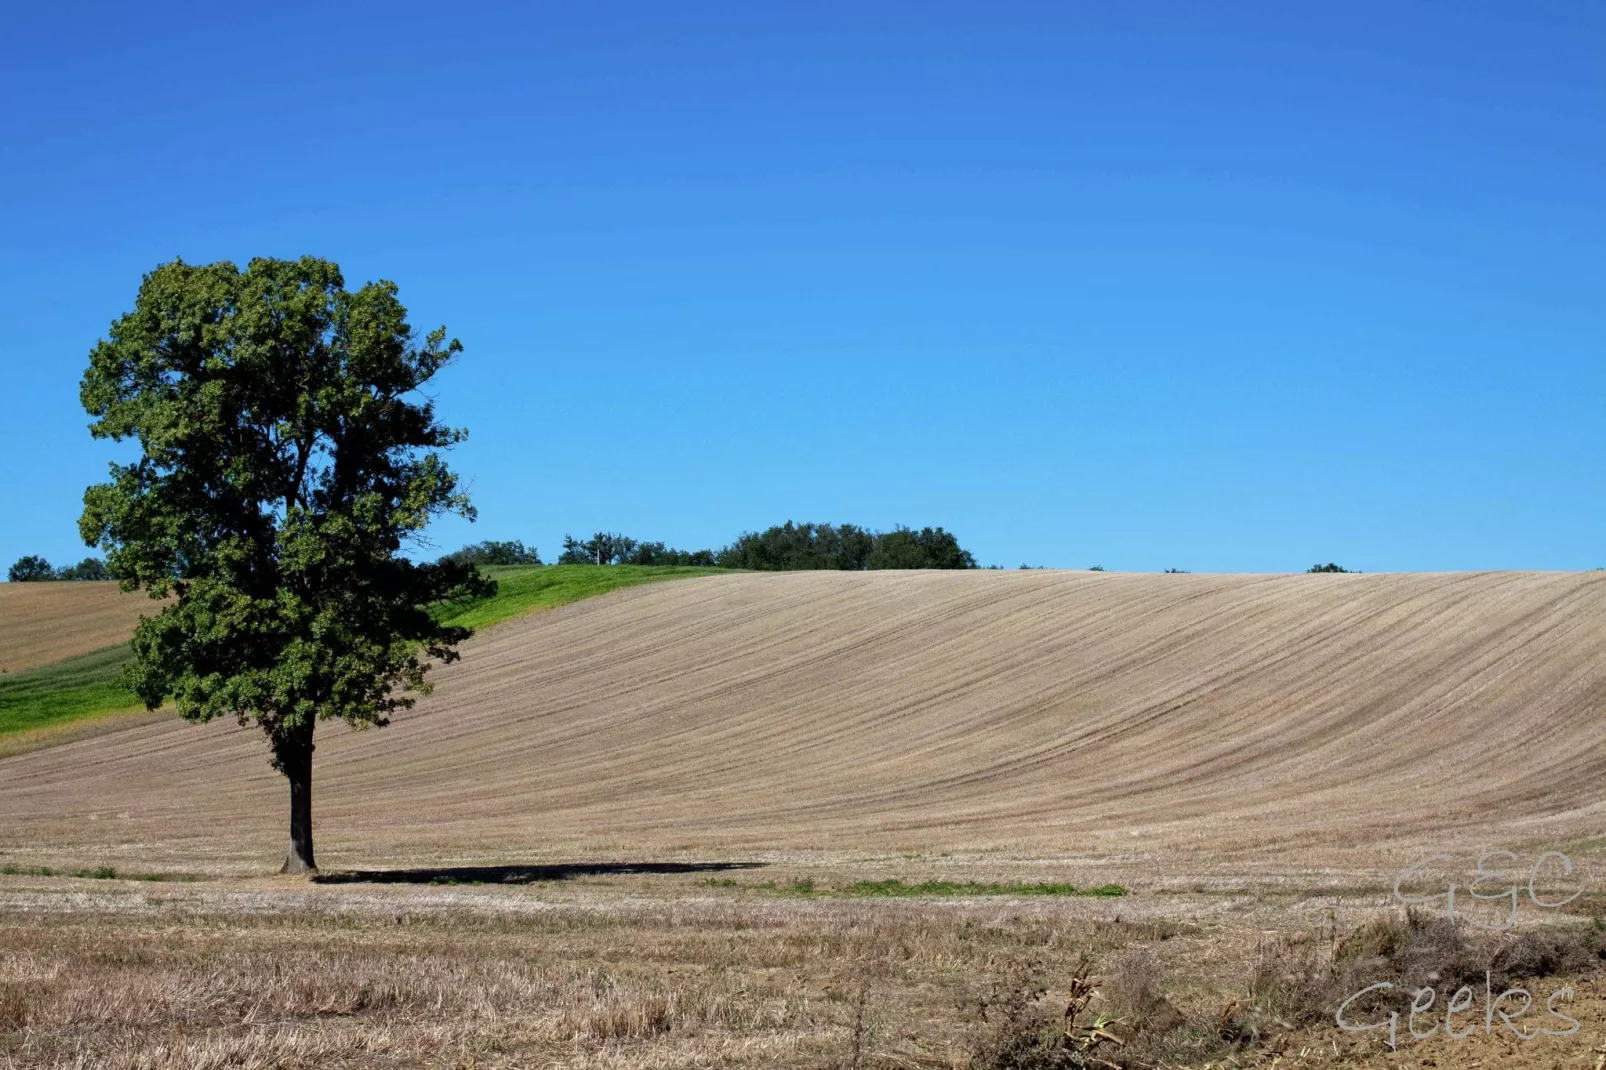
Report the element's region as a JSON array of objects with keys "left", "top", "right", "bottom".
[{"left": 2, "top": 2, "right": 1600, "bottom": 572}]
